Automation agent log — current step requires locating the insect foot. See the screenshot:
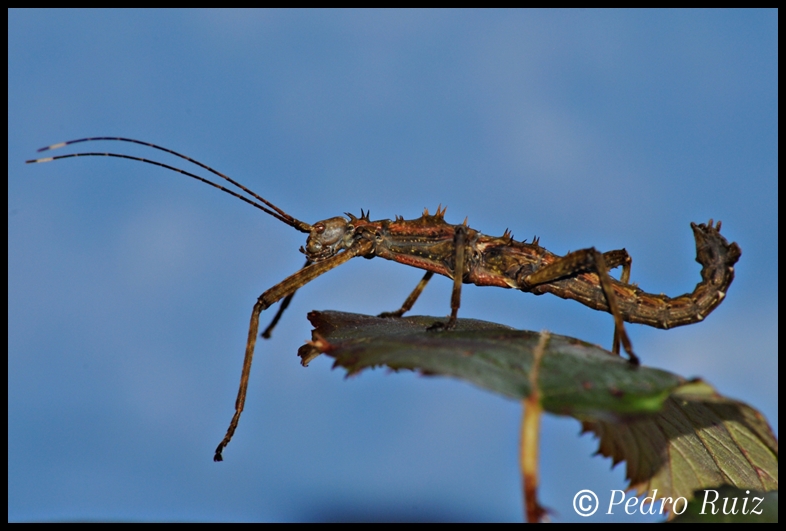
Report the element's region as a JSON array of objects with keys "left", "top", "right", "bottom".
[{"left": 426, "top": 319, "right": 457, "bottom": 332}]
